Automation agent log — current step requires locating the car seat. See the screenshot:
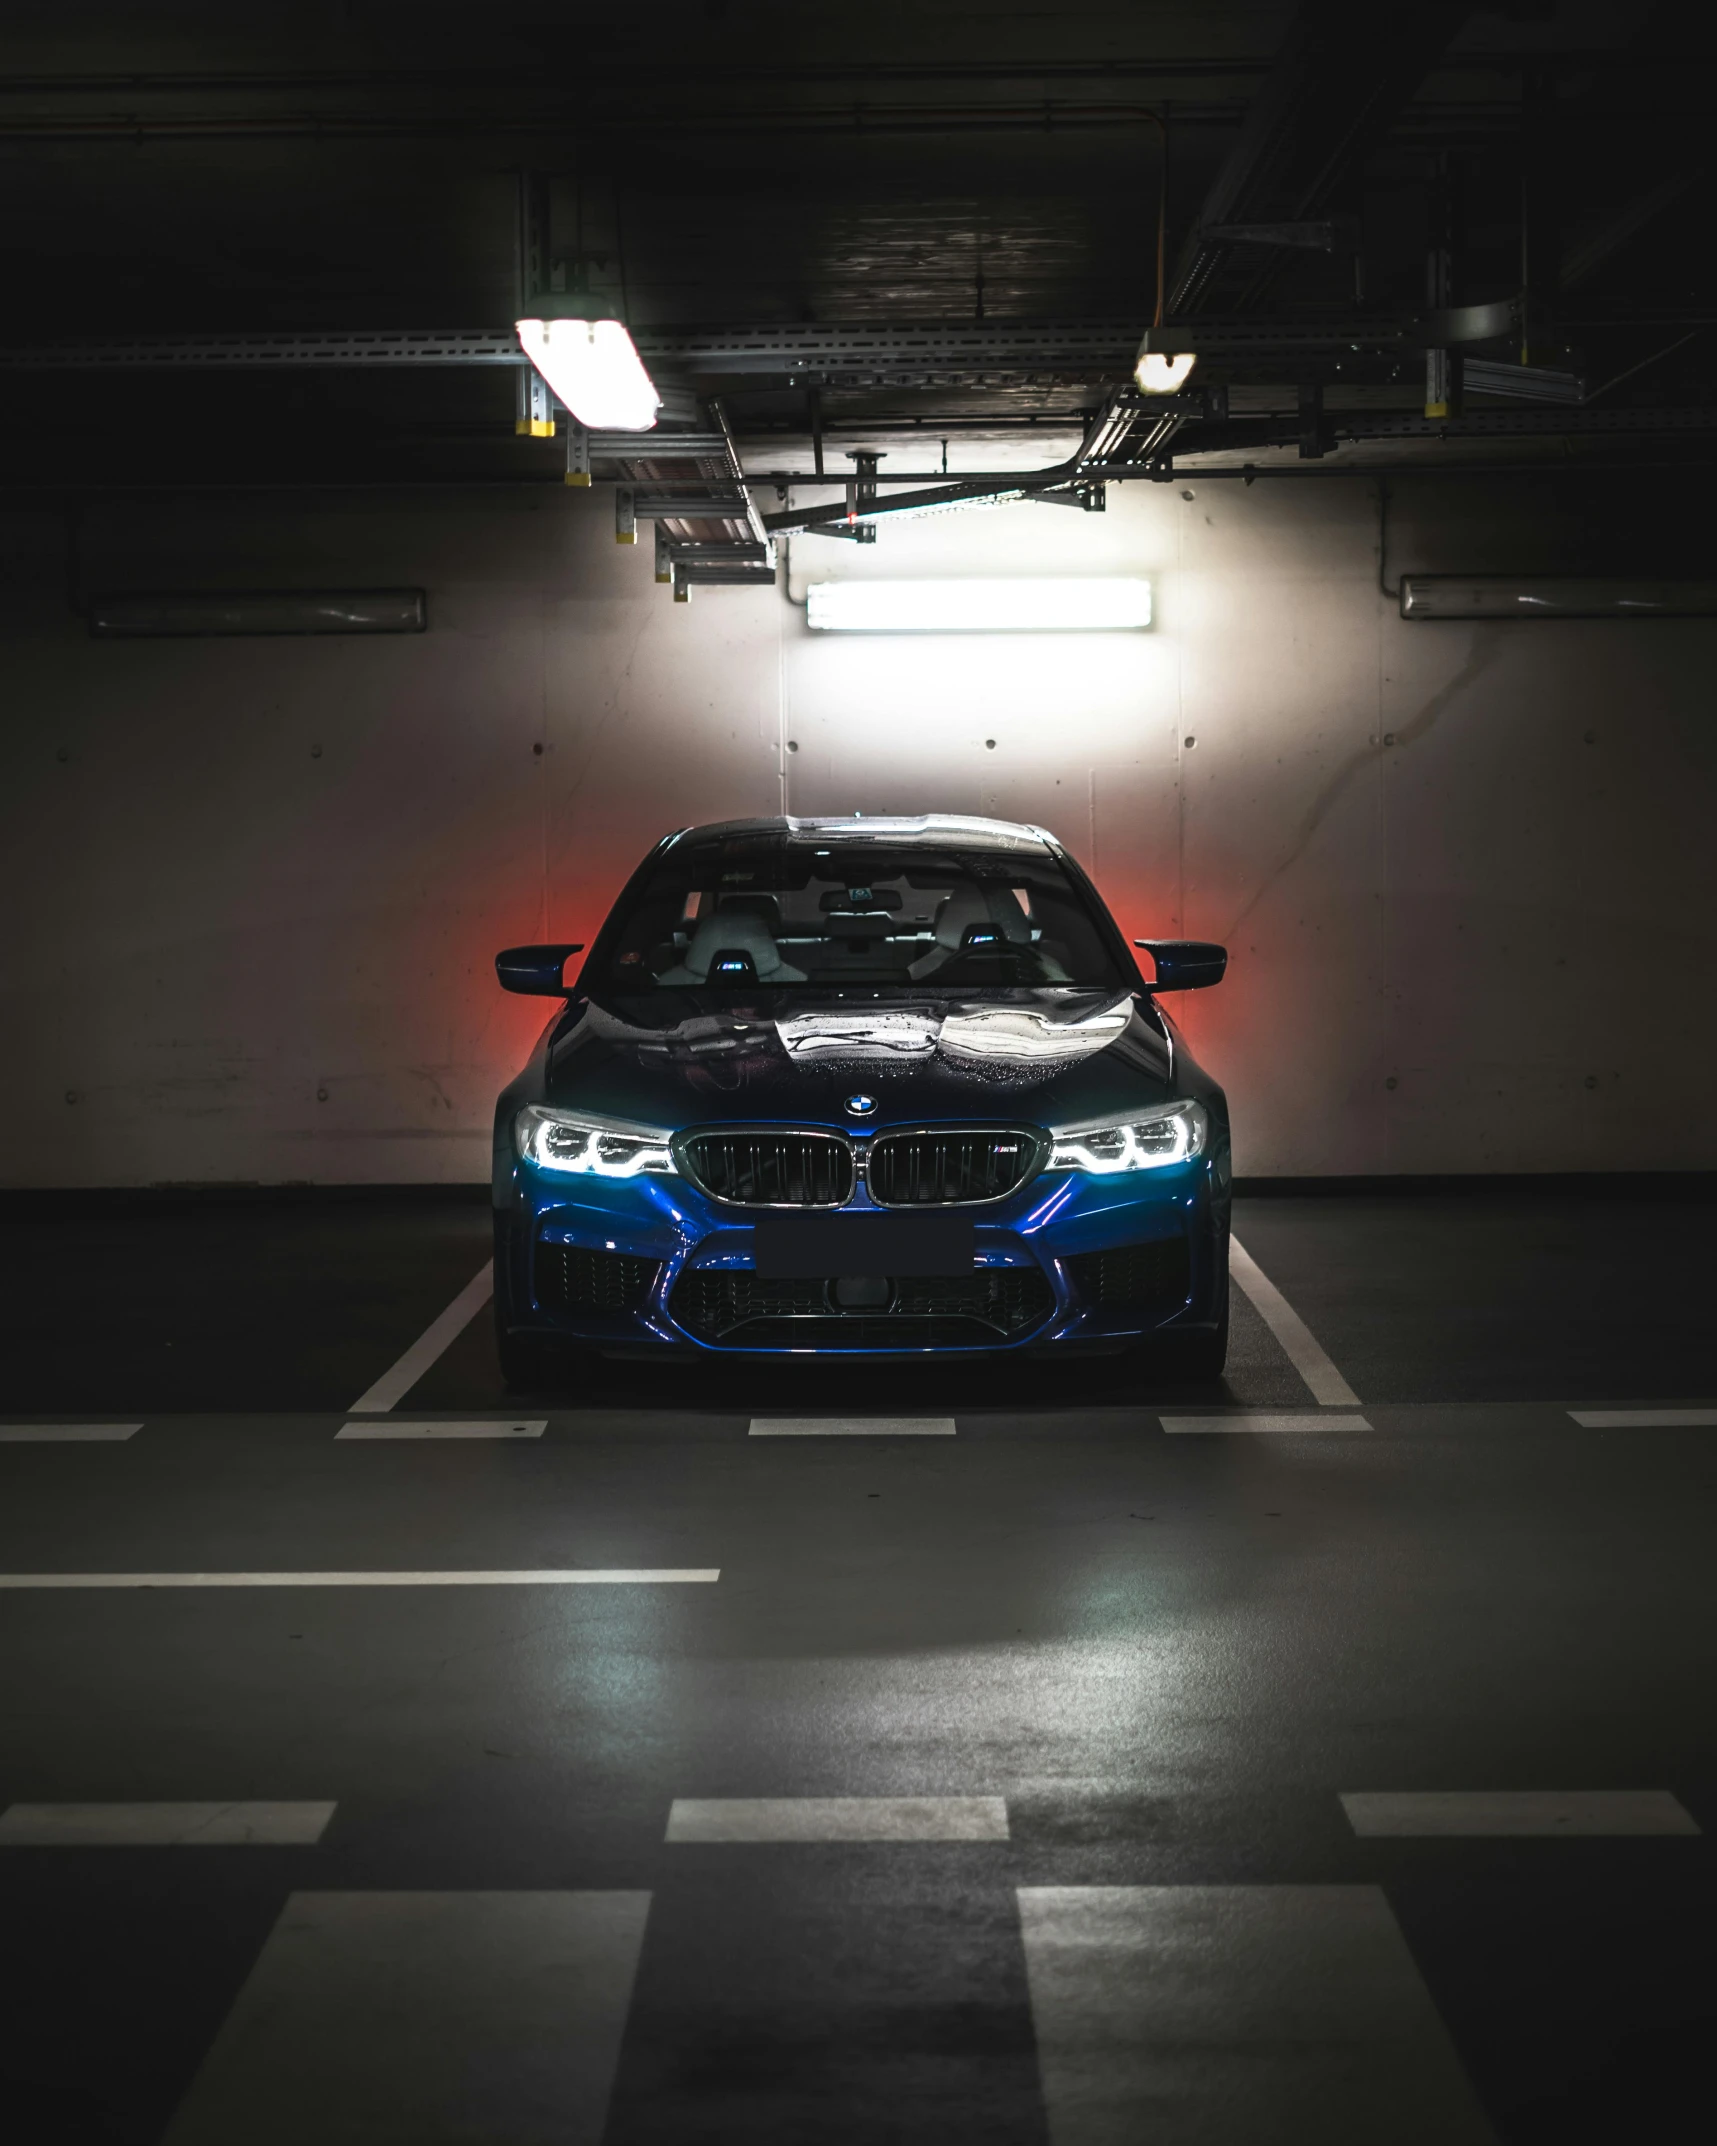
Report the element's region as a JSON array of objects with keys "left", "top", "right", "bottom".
[
  {"left": 906, "top": 884, "right": 1032, "bottom": 980},
  {"left": 655, "top": 910, "right": 808, "bottom": 985}
]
